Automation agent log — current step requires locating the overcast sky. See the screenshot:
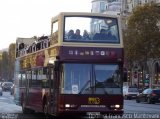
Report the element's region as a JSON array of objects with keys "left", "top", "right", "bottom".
[{"left": 0, "top": 0, "right": 92, "bottom": 50}]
